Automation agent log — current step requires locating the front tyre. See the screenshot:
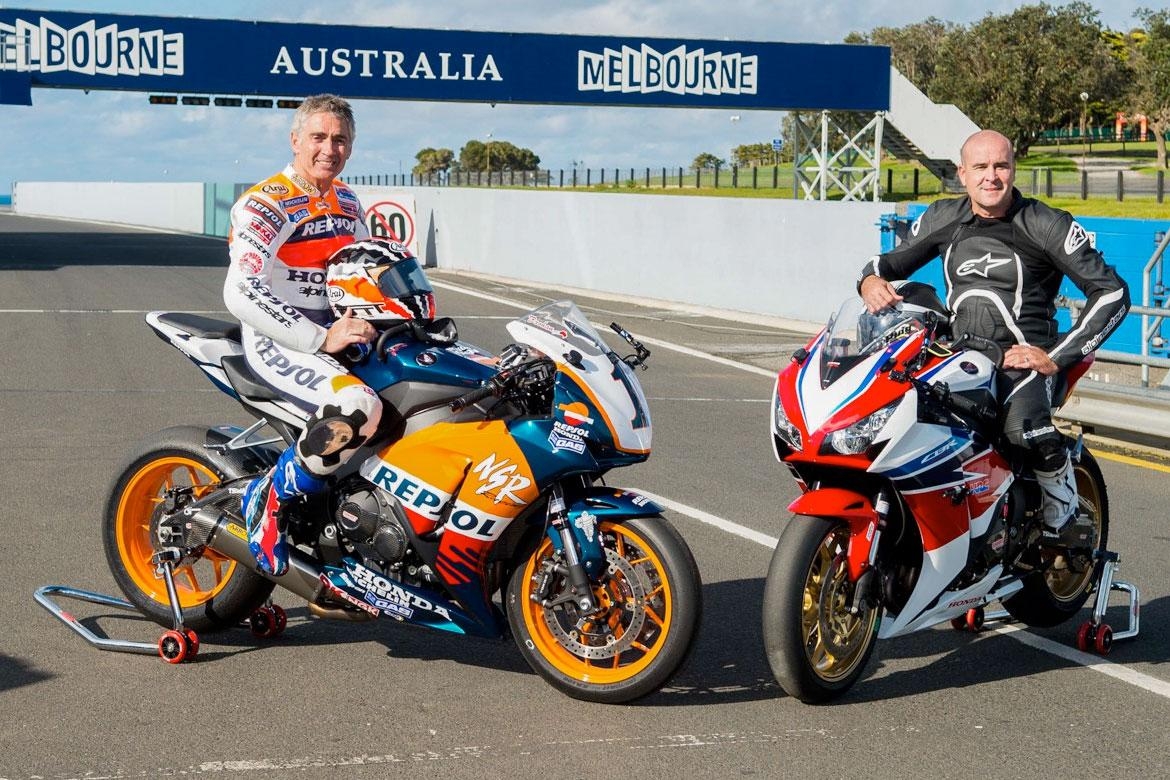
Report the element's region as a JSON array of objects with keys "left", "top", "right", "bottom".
[
  {"left": 103, "top": 426, "right": 275, "bottom": 632},
  {"left": 1003, "top": 449, "right": 1109, "bottom": 627},
  {"left": 507, "top": 515, "right": 701, "bottom": 704},
  {"left": 762, "top": 515, "right": 881, "bottom": 703}
]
